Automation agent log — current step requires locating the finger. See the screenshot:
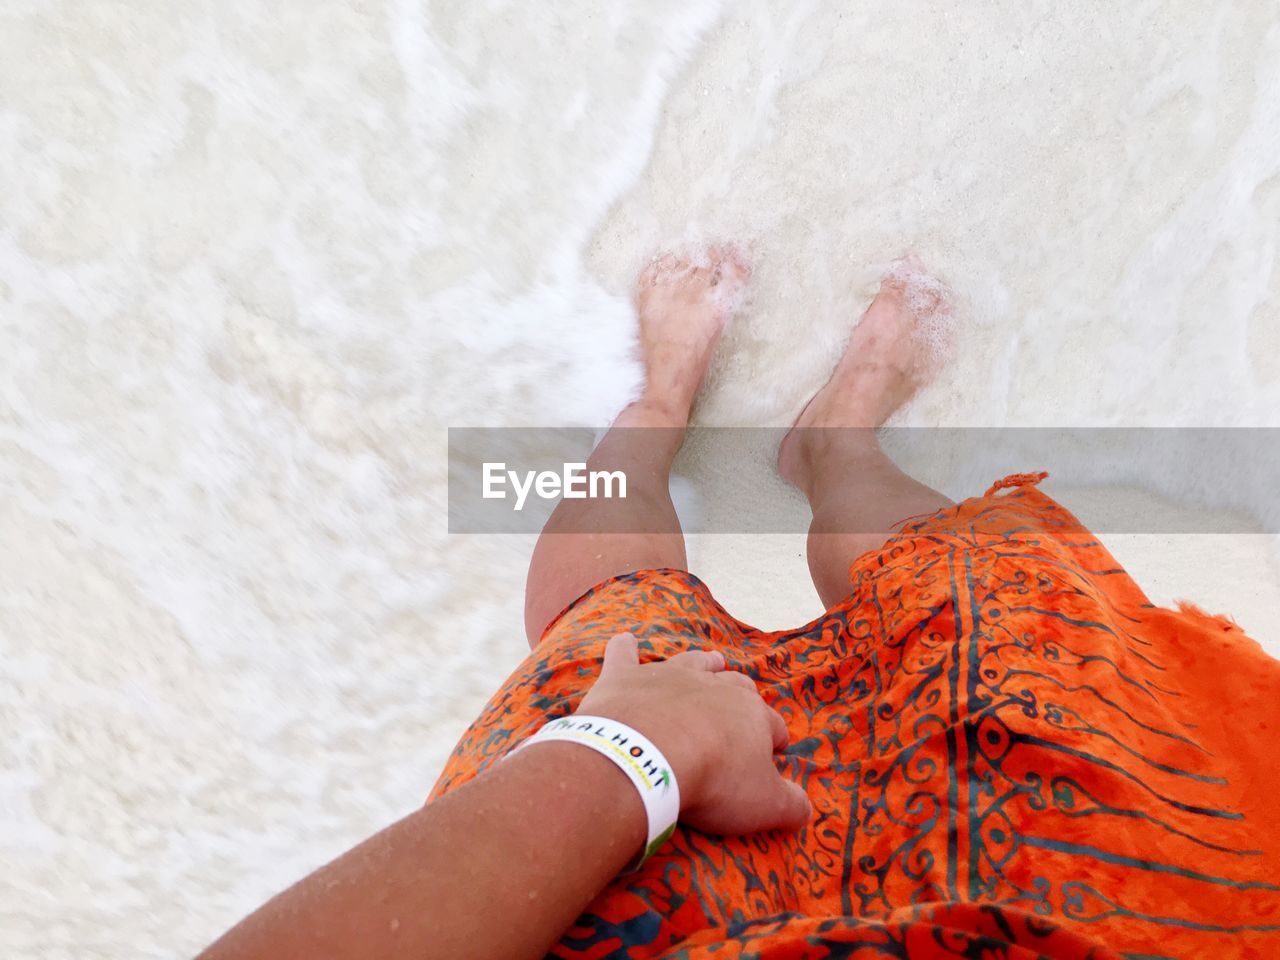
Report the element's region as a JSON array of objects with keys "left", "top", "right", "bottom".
[
  {"left": 601, "top": 633, "right": 640, "bottom": 674},
  {"left": 665, "top": 648, "right": 726, "bottom": 673},
  {"left": 765, "top": 779, "right": 813, "bottom": 833},
  {"left": 766, "top": 705, "right": 790, "bottom": 752},
  {"left": 717, "top": 670, "right": 758, "bottom": 692}
]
